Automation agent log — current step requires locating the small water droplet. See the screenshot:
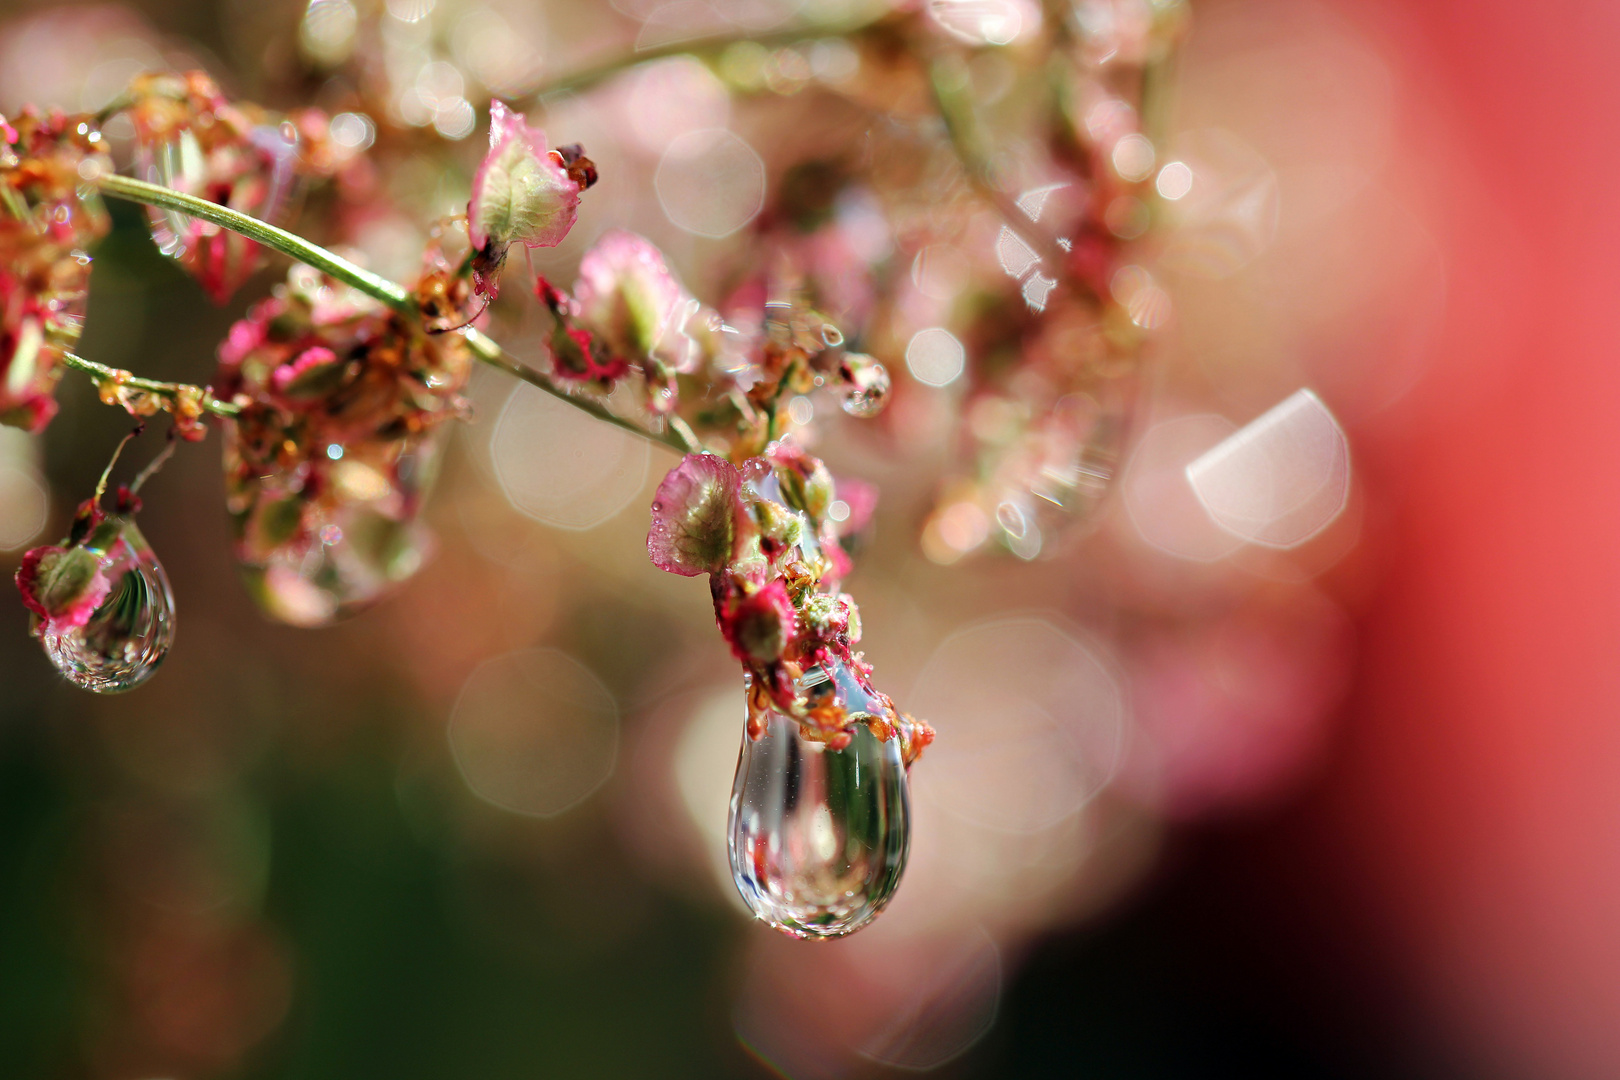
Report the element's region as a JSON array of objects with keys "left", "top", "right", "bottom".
[
  {"left": 727, "top": 665, "right": 911, "bottom": 938},
  {"left": 839, "top": 355, "right": 891, "bottom": 418},
  {"left": 42, "top": 518, "right": 174, "bottom": 693}
]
